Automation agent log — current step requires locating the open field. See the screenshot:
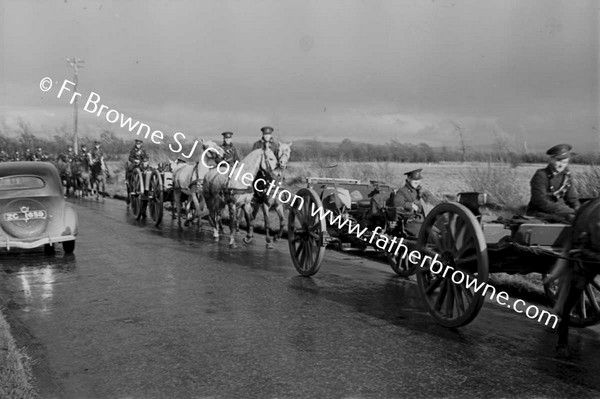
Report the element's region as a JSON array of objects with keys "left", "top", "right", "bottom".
[{"left": 103, "top": 159, "right": 596, "bottom": 209}]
